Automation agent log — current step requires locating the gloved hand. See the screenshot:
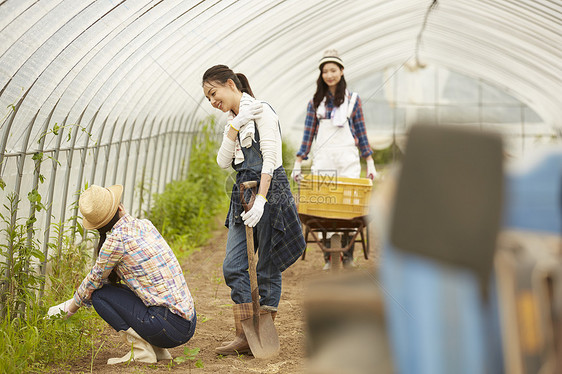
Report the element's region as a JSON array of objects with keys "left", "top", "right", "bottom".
[
  {"left": 47, "top": 298, "right": 76, "bottom": 318},
  {"left": 366, "top": 158, "right": 377, "bottom": 180},
  {"left": 241, "top": 194, "right": 267, "bottom": 227},
  {"left": 291, "top": 159, "right": 302, "bottom": 182},
  {"left": 230, "top": 102, "right": 263, "bottom": 131}
]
